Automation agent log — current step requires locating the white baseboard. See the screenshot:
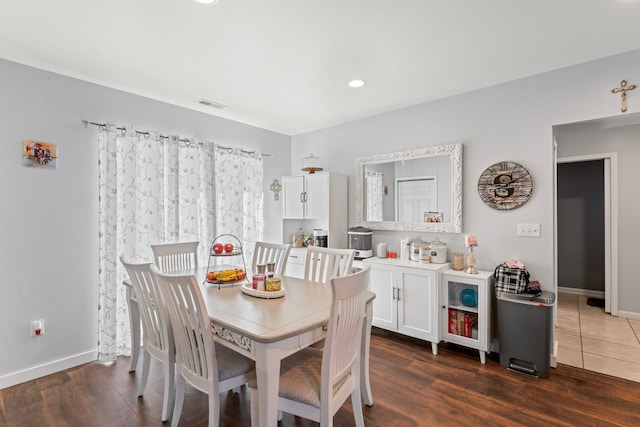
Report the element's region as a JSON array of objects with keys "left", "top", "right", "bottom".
[
  {"left": 618, "top": 310, "right": 640, "bottom": 320},
  {"left": 0, "top": 350, "right": 97, "bottom": 390},
  {"left": 557, "top": 286, "right": 605, "bottom": 298}
]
